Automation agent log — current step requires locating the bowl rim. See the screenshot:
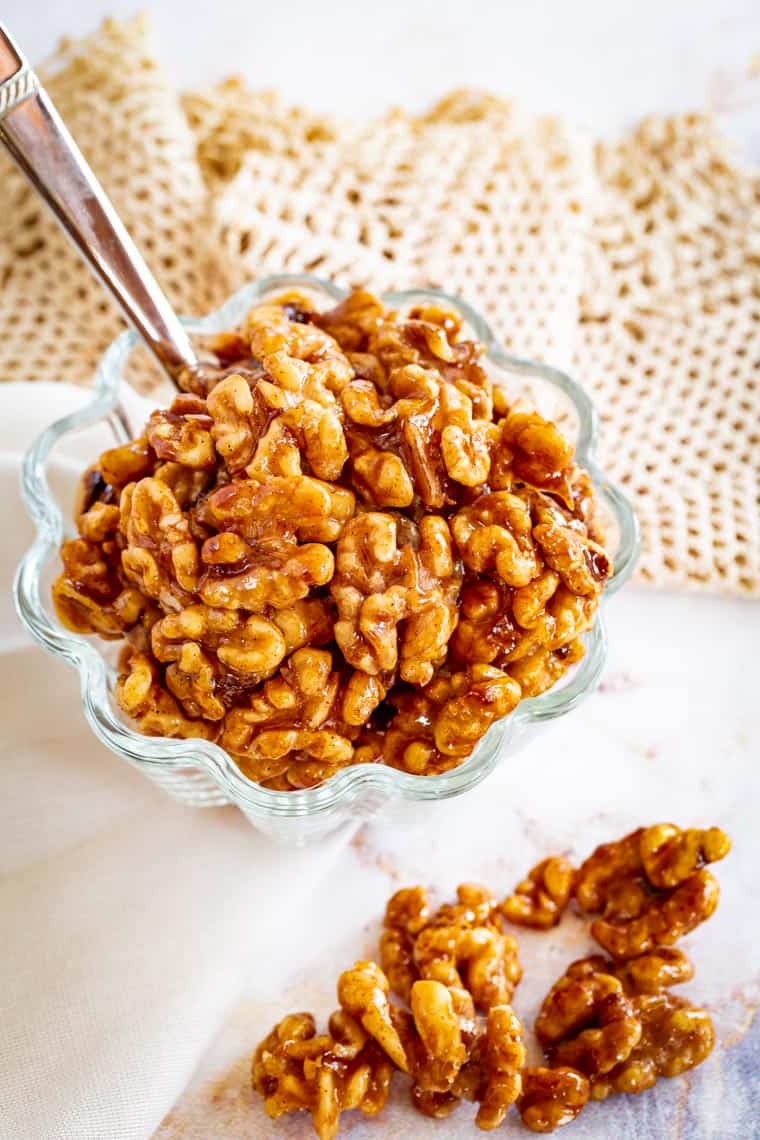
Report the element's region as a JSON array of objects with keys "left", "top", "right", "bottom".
[{"left": 14, "top": 274, "right": 639, "bottom": 817}]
